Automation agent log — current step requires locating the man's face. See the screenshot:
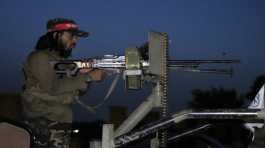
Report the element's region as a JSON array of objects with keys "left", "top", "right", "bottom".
[
  {"left": 56, "top": 31, "right": 79, "bottom": 58},
  {"left": 59, "top": 31, "right": 79, "bottom": 50}
]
